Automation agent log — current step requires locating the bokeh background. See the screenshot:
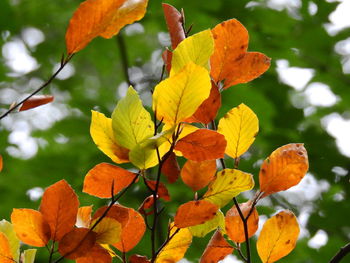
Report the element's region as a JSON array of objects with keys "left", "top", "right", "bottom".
[{"left": 1, "top": 0, "right": 349, "bottom": 262}]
